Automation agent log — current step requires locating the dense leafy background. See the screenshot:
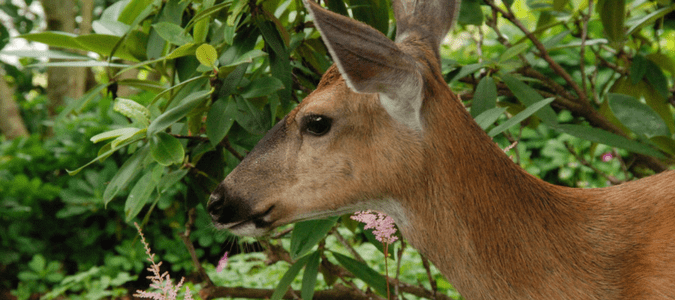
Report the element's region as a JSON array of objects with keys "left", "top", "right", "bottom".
[{"left": 1, "top": 0, "right": 674, "bottom": 299}]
